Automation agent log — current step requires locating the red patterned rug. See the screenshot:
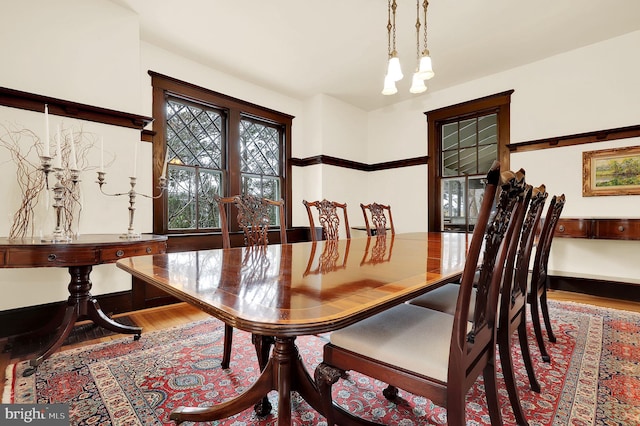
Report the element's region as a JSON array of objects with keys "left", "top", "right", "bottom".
[{"left": 3, "top": 300, "right": 640, "bottom": 425}]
